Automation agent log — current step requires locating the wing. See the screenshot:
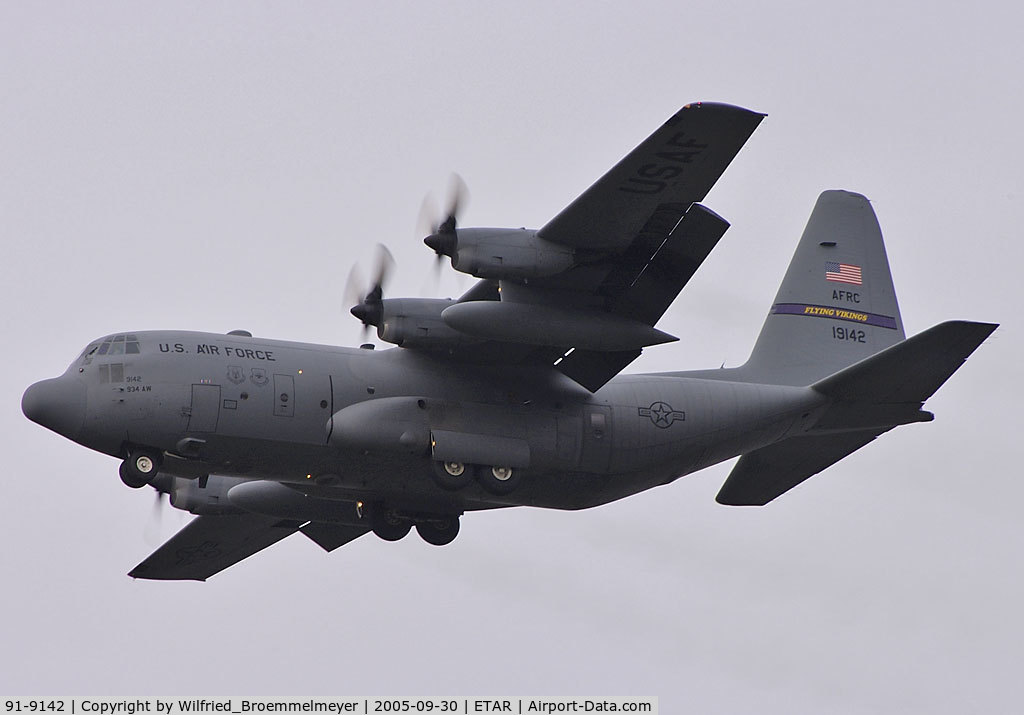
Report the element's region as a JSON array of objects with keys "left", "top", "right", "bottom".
[
  {"left": 397, "top": 103, "right": 763, "bottom": 391},
  {"left": 480, "top": 200, "right": 731, "bottom": 390},
  {"left": 129, "top": 513, "right": 368, "bottom": 581},
  {"left": 555, "top": 202, "right": 731, "bottom": 389},
  {"left": 539, "top": 102, "right": 764, "bottom": 252}
]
